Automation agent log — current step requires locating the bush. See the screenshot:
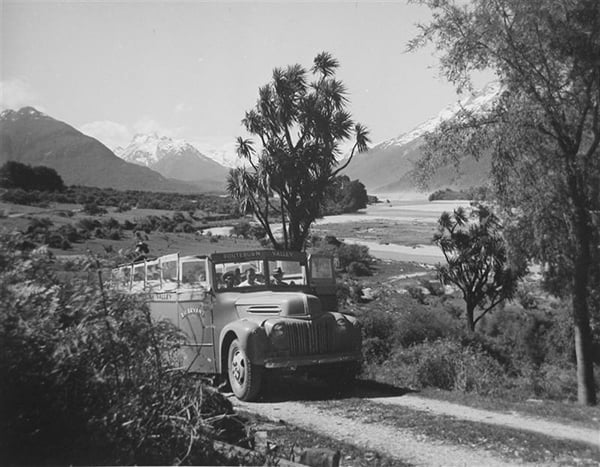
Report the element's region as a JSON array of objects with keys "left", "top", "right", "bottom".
[
  {"left": 428, "top": 188, "right": 472, "bottom": 201},
  {"left": 390, "top": 338, "right": 505, "bottom": 394},
  {"left": 337, "top": 243, "right": 372, "bottom": 272},
  {"left": 359, "top": 309, "right": 398, "bottom": 363},
  {"left": 1, "top": 188, "right": 43, "bottom": 205},
  {"left": 82, "top": 201, "right": 107, "bottom": 216},
  {"left": 393, "top": 305, "right": 461, "bottom": 348},
  {"left": 0, "top": 234, "right": 247, "bottom": 465},
  {"left": 347, "top": 261, "right": 371, "bottom": 277},
  {"left": 116, "top": 202, "right": 131, "bottom": 212},
  {"left": 77, "top": 217, "right": 101, "bottom": 233}
]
